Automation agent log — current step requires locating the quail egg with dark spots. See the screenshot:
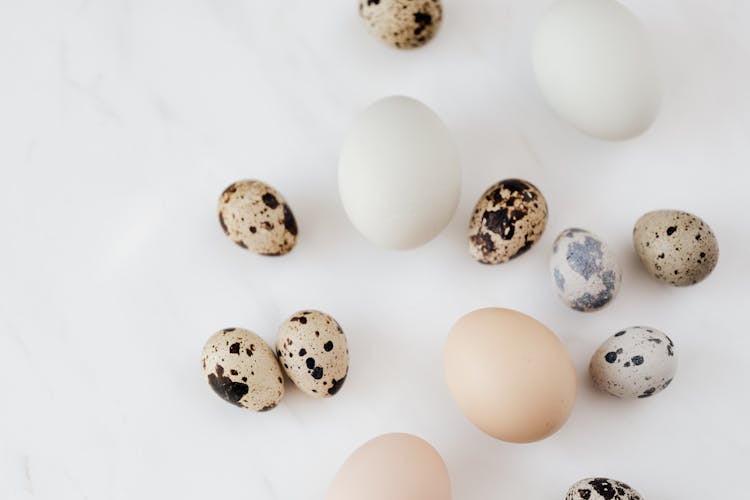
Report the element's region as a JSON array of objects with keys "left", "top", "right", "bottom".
[
  {"left": 566, "top": 477, "right": 644, "bottom": 500},
  {"left": 277, "top": 310, "right": 349, "bottom": 398},
  {"left": 590, "top": 326, "right": 677, "bottom": 399},
  {"left": 550, "top": 228, "right": 622, "bottom": 312},
  {"left": 468, "top": 178, "right": 548, "bottom": 264},
  {"left": 201, "top": 328, "right": 284, "bottom": 411},
  {"left": 633, "top": 209, "right": 718, "bottom": 286},
  {"left": 359, "top": 0, "right": 443, "bottom": 49},
  {"left": 218, "top": 179, "right": 298, "bottom": 256}
]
